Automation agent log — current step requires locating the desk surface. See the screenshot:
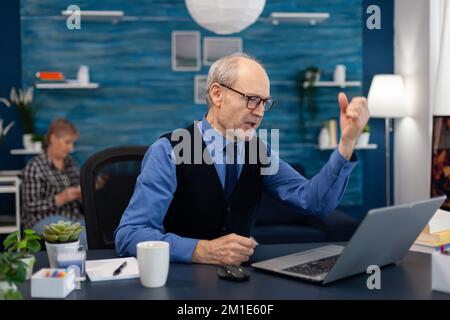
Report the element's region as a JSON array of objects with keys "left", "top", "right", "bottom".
[{"left": 20, "top": 242, "right": 450, "bottom": 300}]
